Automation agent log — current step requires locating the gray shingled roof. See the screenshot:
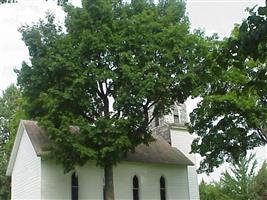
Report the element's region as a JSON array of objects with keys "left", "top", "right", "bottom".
[
  {"left": 22, "top": 120, "right": 50, "bottom": 156},
  {"left": 22, "top": 120, "right": 193, "bottom": 166}
]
